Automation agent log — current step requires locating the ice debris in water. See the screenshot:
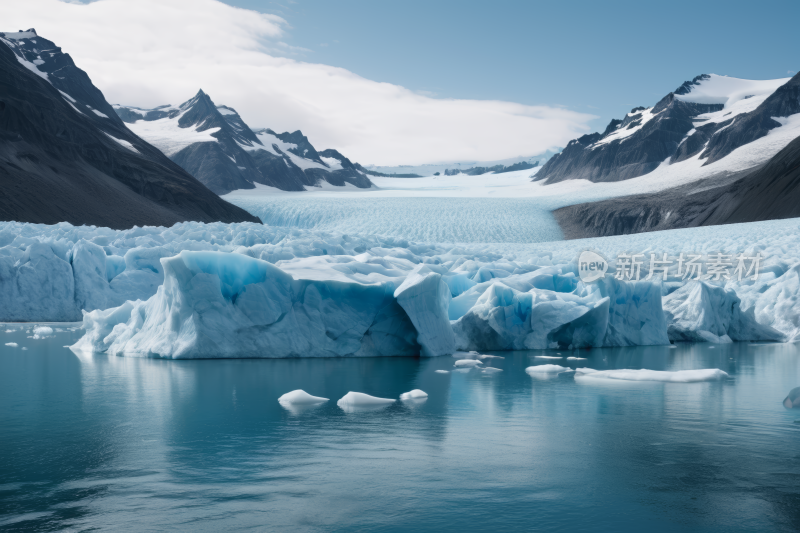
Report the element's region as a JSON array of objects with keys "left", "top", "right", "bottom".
[
  {"left": 481, "top": 367, "right": 503, "bottom": 374},
  {"left": 566, "top": 356, "right": 587, "bottom": 360},
  {"left": 337, "top": 392, "right": 395, "bottom": 412},
  {"left": 454, "top": 359, "right": 483, "bottom": 368},
  {"left": 526, "top": 364, "right": 569, "bottom": 374},
  {"left": 435, "top": 370, "right": 450, "bottom": 374},
  {"left": 535, "top": 355, "right": 563, "bottom": 359},
  {"left": 5, "top": 342, "right": 18, "bottom": 347},
  {"left": 783, "top": 387, "right": 800, "bottom": 409},
  {"left": 400, "top": 389, "right": 428, "bottom": 400},
  {"left": 574, "top": 368, "right": 729, "bottom": 382},
  {"left": 32, "top": 325, "right": 53, "bottom": 339},
  {"left": 278, "top": 390, "right": 329, "bottom": 406}
]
